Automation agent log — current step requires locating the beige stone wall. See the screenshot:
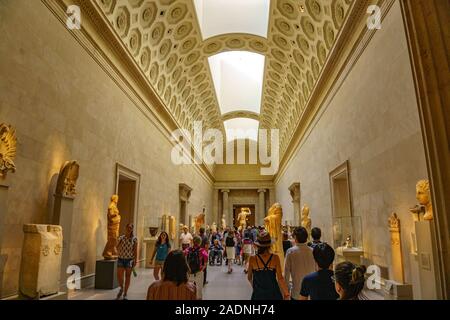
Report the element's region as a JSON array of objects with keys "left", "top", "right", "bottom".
[
  {"left": 0, "top": 0, "right": 212, "bottom": 298},
  {"left": 275, "top": 2, "right": 427, "bottom": 294}
]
